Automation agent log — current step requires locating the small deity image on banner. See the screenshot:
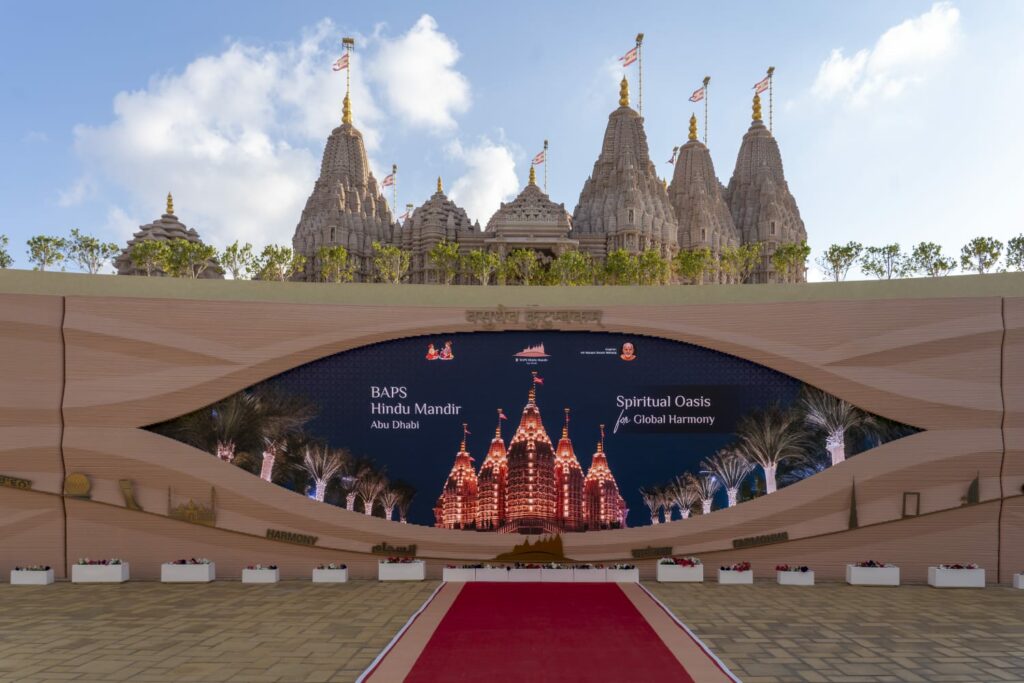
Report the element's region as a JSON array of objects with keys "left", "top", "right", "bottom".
[{"left": 620, "top": 342, "right": 637, "bottom": 362}]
